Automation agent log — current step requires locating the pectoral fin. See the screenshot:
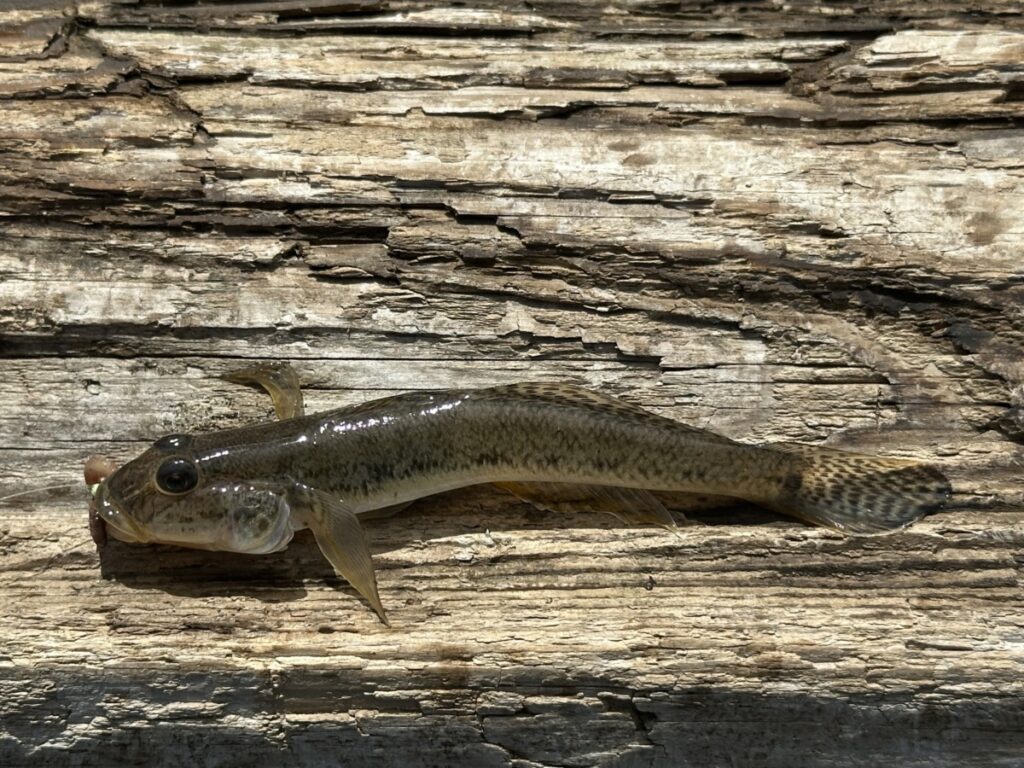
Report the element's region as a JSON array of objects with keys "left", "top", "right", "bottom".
[
  {"left": 287, "top": 484, "right": 388, "bottom": 625},
  {"left": 224, "top": 361, "right": 305, "bottom": 420},
  {"left": 494, "top": 482, "right": 682, "bottom": 533}
]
